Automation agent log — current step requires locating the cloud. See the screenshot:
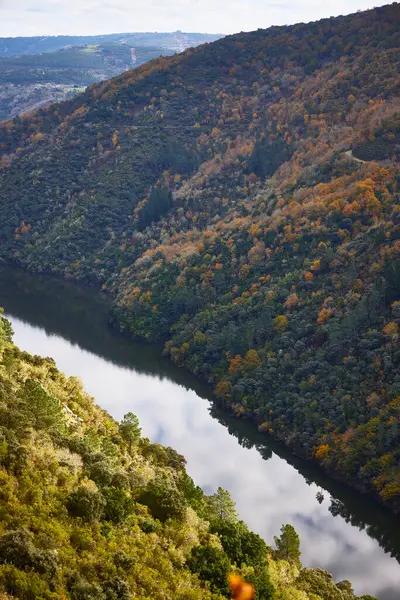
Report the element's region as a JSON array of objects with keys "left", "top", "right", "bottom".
[{"left": 0, "top": 0, "right": 390, "bottom": 36}]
